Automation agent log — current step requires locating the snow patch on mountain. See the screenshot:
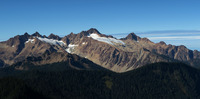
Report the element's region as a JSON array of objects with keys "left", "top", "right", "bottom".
[
  {"left": 65, "top": 44, "right": 78, "bottom": 53},
  {"left": 25, "top": 39, "right": 35, "bottom": 44},
  {"left": 82, "top": 42, "right": 86, "bottom": 45},
  {"left": 88, "top": 33, "right": 125, "bottom": 45},
  {"left": 37, "top": 37, "right": 66, "bottom": 46}
]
